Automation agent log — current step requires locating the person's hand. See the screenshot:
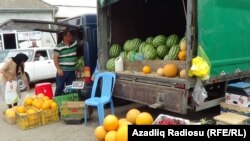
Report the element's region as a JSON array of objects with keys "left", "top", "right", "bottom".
[{"left": 57, "top": 69, "right": 64, "bottom": 76}]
